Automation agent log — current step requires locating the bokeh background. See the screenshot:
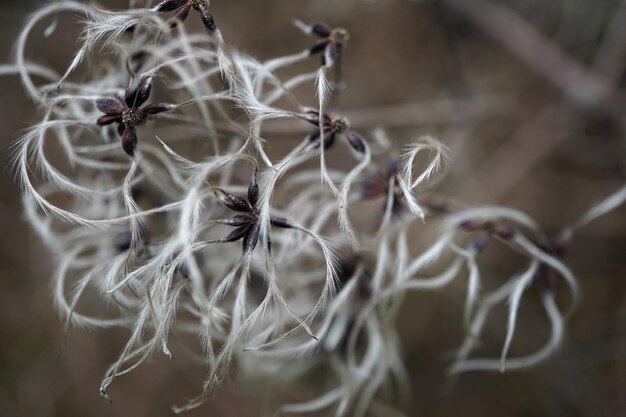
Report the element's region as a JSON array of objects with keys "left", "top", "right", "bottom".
[{"left": 1, "top": 0, "right": 625, "bottom": 416}]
